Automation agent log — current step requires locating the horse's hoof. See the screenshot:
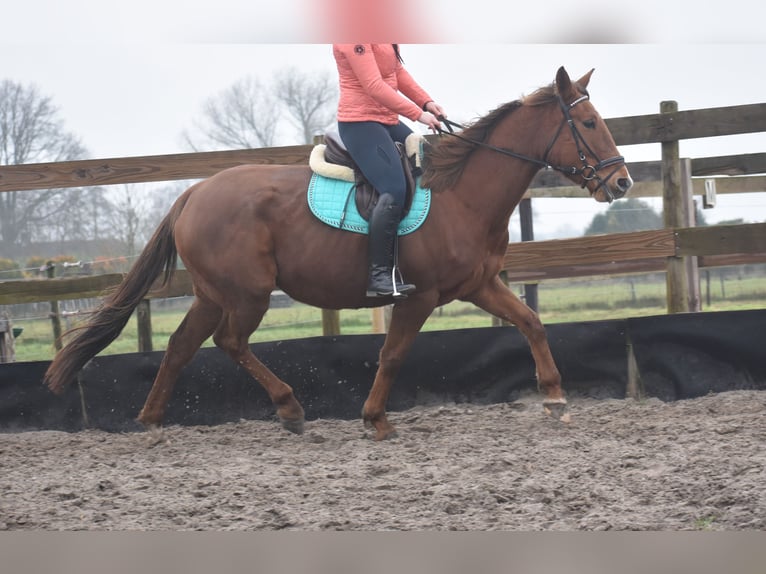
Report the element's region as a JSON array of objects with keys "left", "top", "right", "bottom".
[
  {"left": 543, "top": 399, "right": 571, "bottom": 424},
  {"left": 145, "top": 424, "right": 169, "bottom": 446},
  {"left": 361, "top": 407, "right": 396, "bottom": 439},
  {"left": 280, "top": 417, "right": 305, "bottom": 435},
  {"left": 374, "top": 428, "right": 399, "bottom": 441}
]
